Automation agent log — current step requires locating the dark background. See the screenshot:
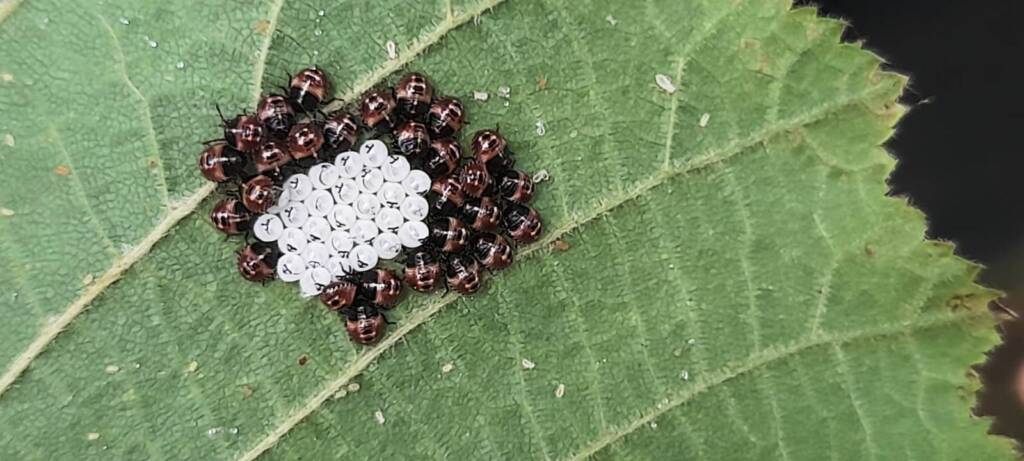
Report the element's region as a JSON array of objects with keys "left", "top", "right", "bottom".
[{"left": 797, "top": 0, "right": 1024, "bottom": 446}]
